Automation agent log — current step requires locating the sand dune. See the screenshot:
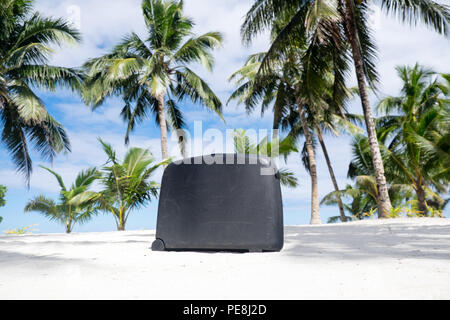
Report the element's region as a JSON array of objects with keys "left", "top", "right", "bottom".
[{"left": 1, "top": 218, "right": 449, "bottom": 299}]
